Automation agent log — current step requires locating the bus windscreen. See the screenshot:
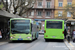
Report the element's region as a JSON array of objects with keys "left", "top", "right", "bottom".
[
  {"left": 46, "top": 21, "right": 62, "bottom": 29},
  {"left": 11, "top": 20, "right": 30, "bottom": 34}
]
